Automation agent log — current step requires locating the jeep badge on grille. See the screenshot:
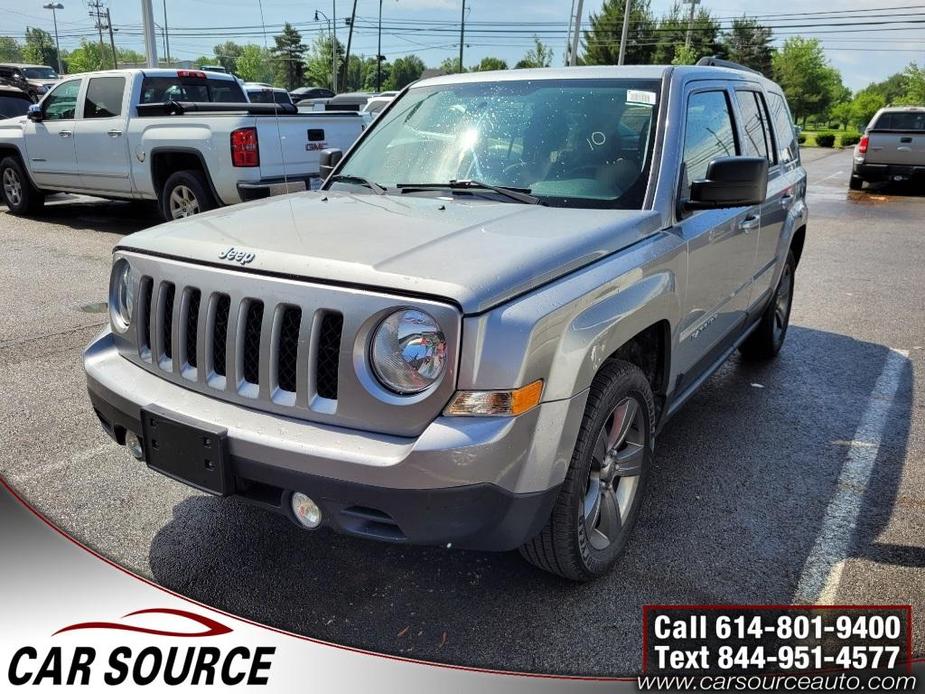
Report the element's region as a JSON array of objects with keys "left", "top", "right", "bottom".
[{"left": 218, "top": 247, "right": 255, "bottom": 265}]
